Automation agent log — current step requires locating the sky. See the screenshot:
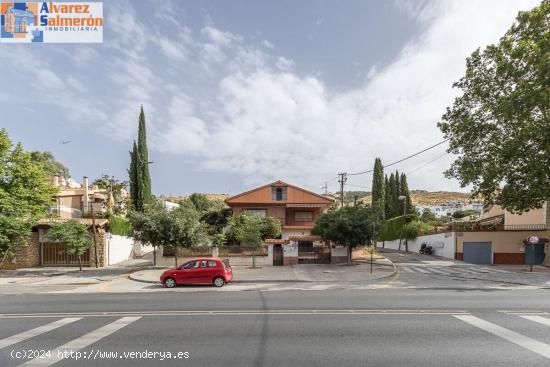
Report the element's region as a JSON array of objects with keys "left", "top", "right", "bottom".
[{"left": 0, "top": 0, "right": 539, "bottom": 196}]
